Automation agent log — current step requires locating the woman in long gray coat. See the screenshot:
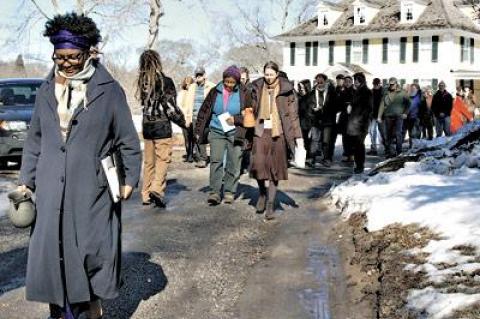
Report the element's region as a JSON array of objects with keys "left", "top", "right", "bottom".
[{"left": 17, "top": 13, "right": 141, "bottom": 319}]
